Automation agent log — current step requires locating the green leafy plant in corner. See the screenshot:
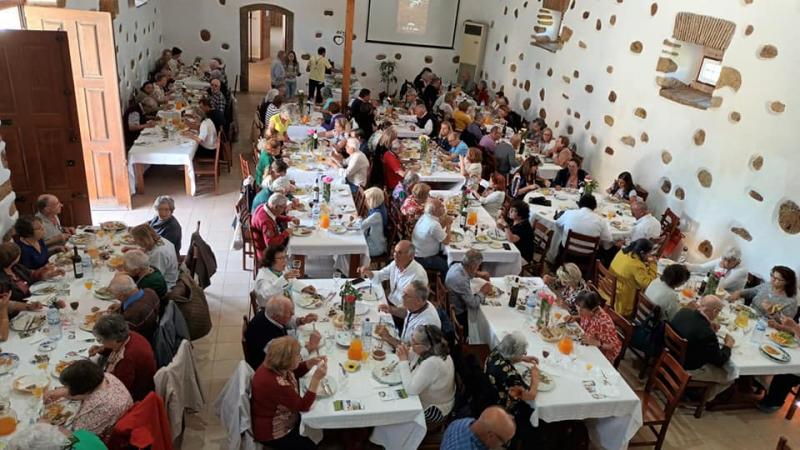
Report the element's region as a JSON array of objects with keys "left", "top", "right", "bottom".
[{"left": 379, "top": 61, "right": 397, "bottom": 96}]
